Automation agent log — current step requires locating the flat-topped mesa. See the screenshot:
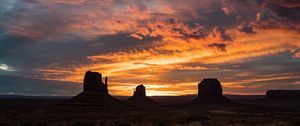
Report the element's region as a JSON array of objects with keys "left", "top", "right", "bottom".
[
  {"left": 83, "top": 71, "right": 108, "bottom": 93},
  {"left": 134, "top": 85, "right": 146, "bottom": 97},
  {"left": 266, "top": 90, "right": 300, "bottom": 100},
  {"left": 189, "top": 78, "right": 234, "bottom": 105},
  {"left": 198, "top": 78, "right": 223, "bottom": 96}
]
